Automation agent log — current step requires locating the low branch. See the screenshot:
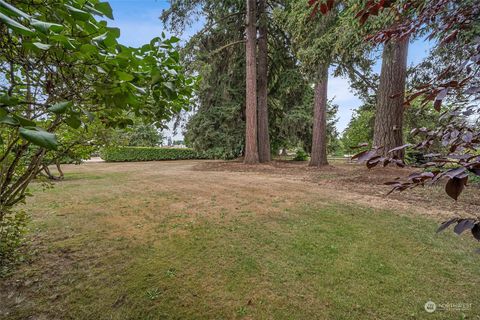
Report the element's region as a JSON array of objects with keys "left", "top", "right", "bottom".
[
  {"left": 211, "top": 40, "right": 246, "bottom": 55},
  {"left": 339, "top": 62, "right": 377, "bottom": 92}
]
